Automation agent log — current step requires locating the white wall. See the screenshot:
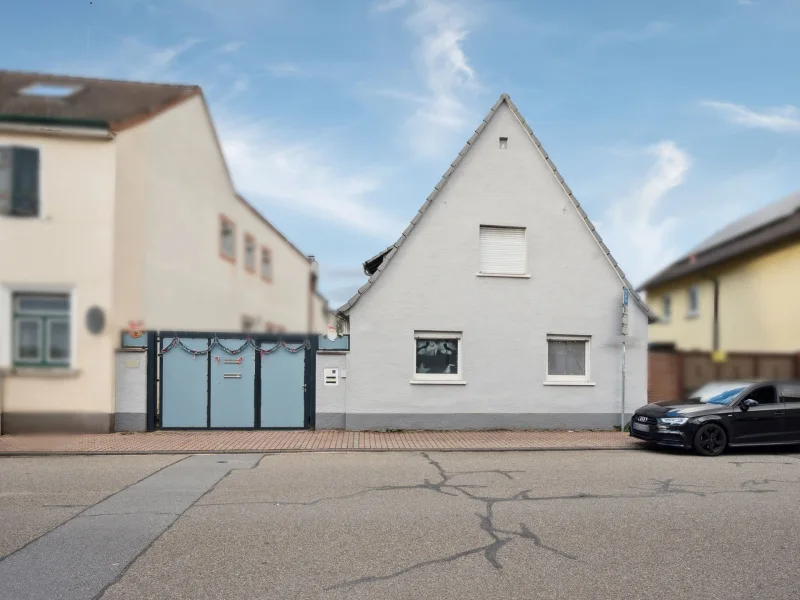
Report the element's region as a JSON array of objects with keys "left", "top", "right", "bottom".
[
  {"left": 0, "top": 131, "right": 117, "bottom": 425},
  {"left": 315, "top": 353, "right": 347, "bottom": 428},
  {"left": 344, "top": 102, "right": 648, "bottom": 427}
]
